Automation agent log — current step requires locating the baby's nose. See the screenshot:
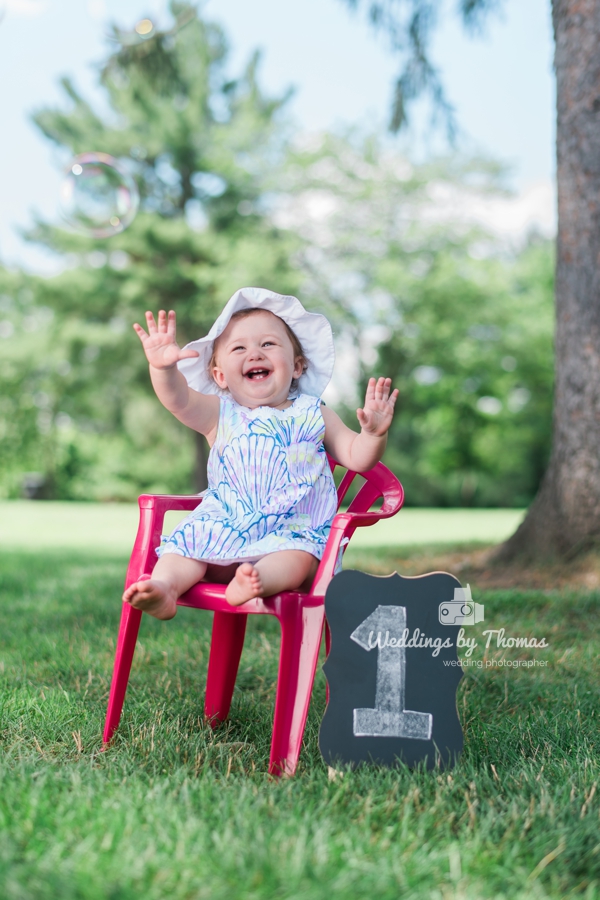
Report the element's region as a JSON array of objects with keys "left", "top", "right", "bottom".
[{"left": 249, "top": 346, "right": 265, "bottom": 359}]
